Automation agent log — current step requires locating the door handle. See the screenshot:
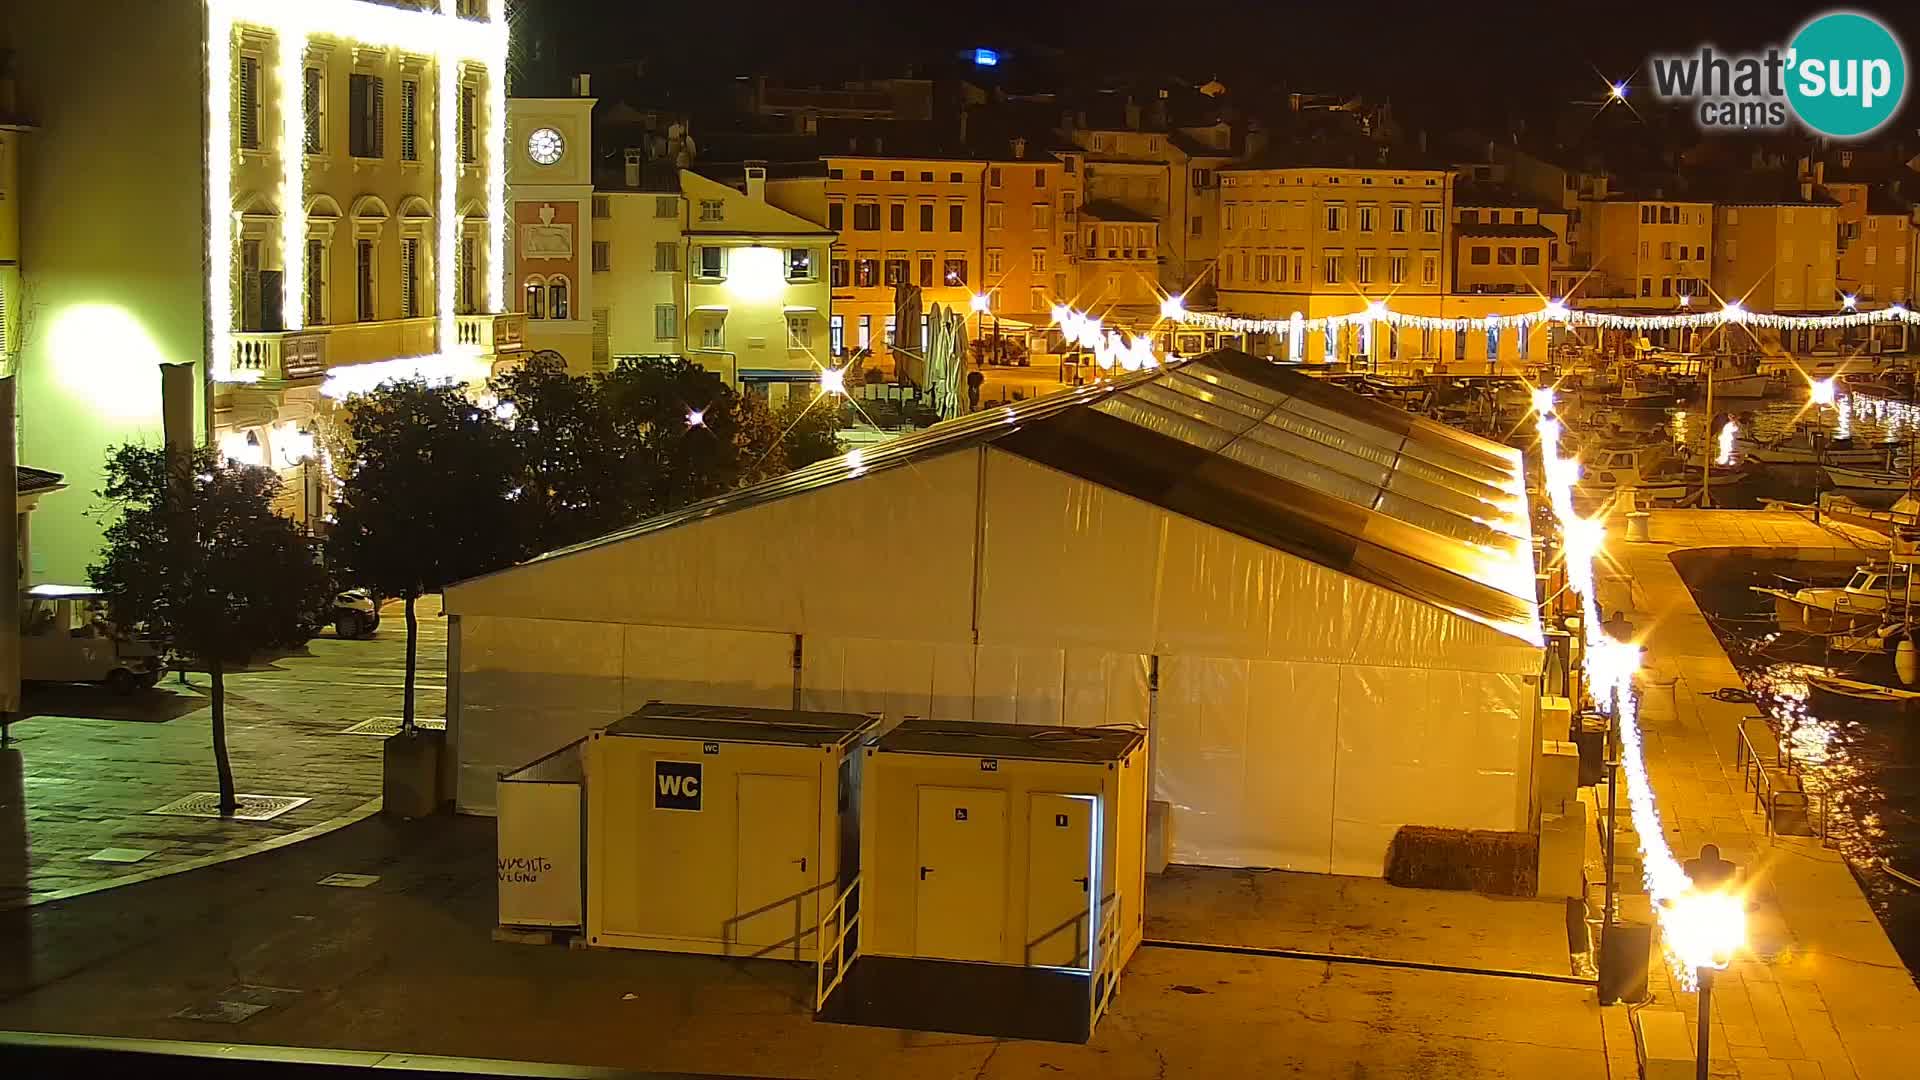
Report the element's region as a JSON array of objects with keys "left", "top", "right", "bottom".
[
  {"left": 919, "top": 866, "right": 933, "bottom": 880},
  {"left": 1075, "top": 876, "right": 1090, "bottom": 892},
  {"left": 795, "top": 857, "right": 807, "bottom": 873}
]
